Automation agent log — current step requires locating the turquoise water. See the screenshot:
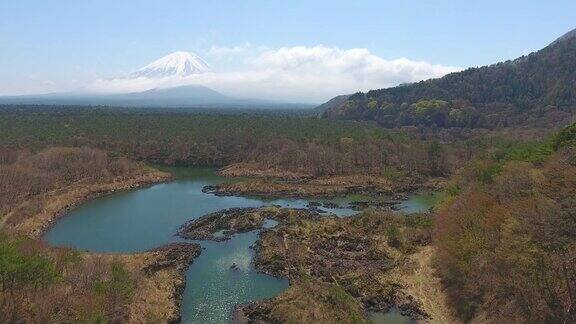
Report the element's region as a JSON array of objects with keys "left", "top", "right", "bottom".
[
  {"left": 44, "top": 168, "right": 435, "bottom": 323},
  {"left": 369, "top": 309, "right": 416, "bottom": 324},
  {"left": 398, "top": 192, "right": 439, "bottom": 214},
  {"left": 182, "top": 232, "right": 287, "bottom": 323}
]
